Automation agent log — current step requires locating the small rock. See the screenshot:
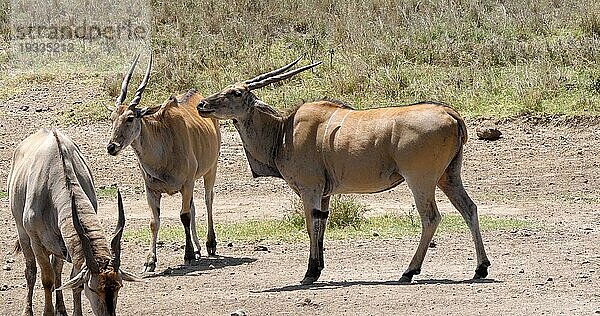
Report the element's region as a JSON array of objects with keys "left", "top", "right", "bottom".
[
  {"left": 297, "top": 297, "right": 318, "bottom": 307},
  {"left": 547, "top": 277, "right": 553, "bottom": 282},
  {"left": 2, "top": 265, "right": 11, "bottom": 271},
  {"left": 518, "top": 269, "right": 525, "bottom": 273},
  {"left": 476, "top": 123, "right": 502, "bottom": 141},
  {"left": 0, "top": 284, "right": 8, "bottom": 291},
  {"left": 429, "top": 240, "right": 437, "bottom": 248},
  {"left": 6, "top": 258, "right": 15, "bottom": 264},
  {"left": 20, "top": 105, "right": 29, "bottom": 111},
  {"left": 231, "top": 309, "right": 246, "bottom": 316},
  {"left": 227, "top": 242, "right": 234, "bottom": 247},
  {"left": 254, "top": 245, "right": 268, "bottom": 252},
  {"left": 372, "top": 231, "right": 380, "bottom": 237},
  {"left": 35, "top": 106, "right": 49, "bottom": 112},
  {"left": 175, "top": 285, "right": 182, "bottom": 290},
  {"left": 73, "top": 100, "right": 83, "bottom": 105}
]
